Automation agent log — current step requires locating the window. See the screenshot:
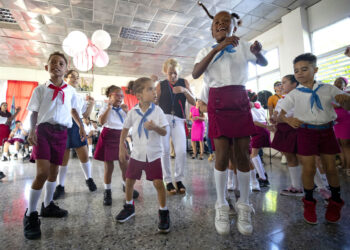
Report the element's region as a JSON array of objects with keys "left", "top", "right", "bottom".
[
  {"left": 312, "top": 18, "right": 350, "bottom": 84},
  {"left": 248, "top": 48, "right": 281, "bottom": 93}
]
